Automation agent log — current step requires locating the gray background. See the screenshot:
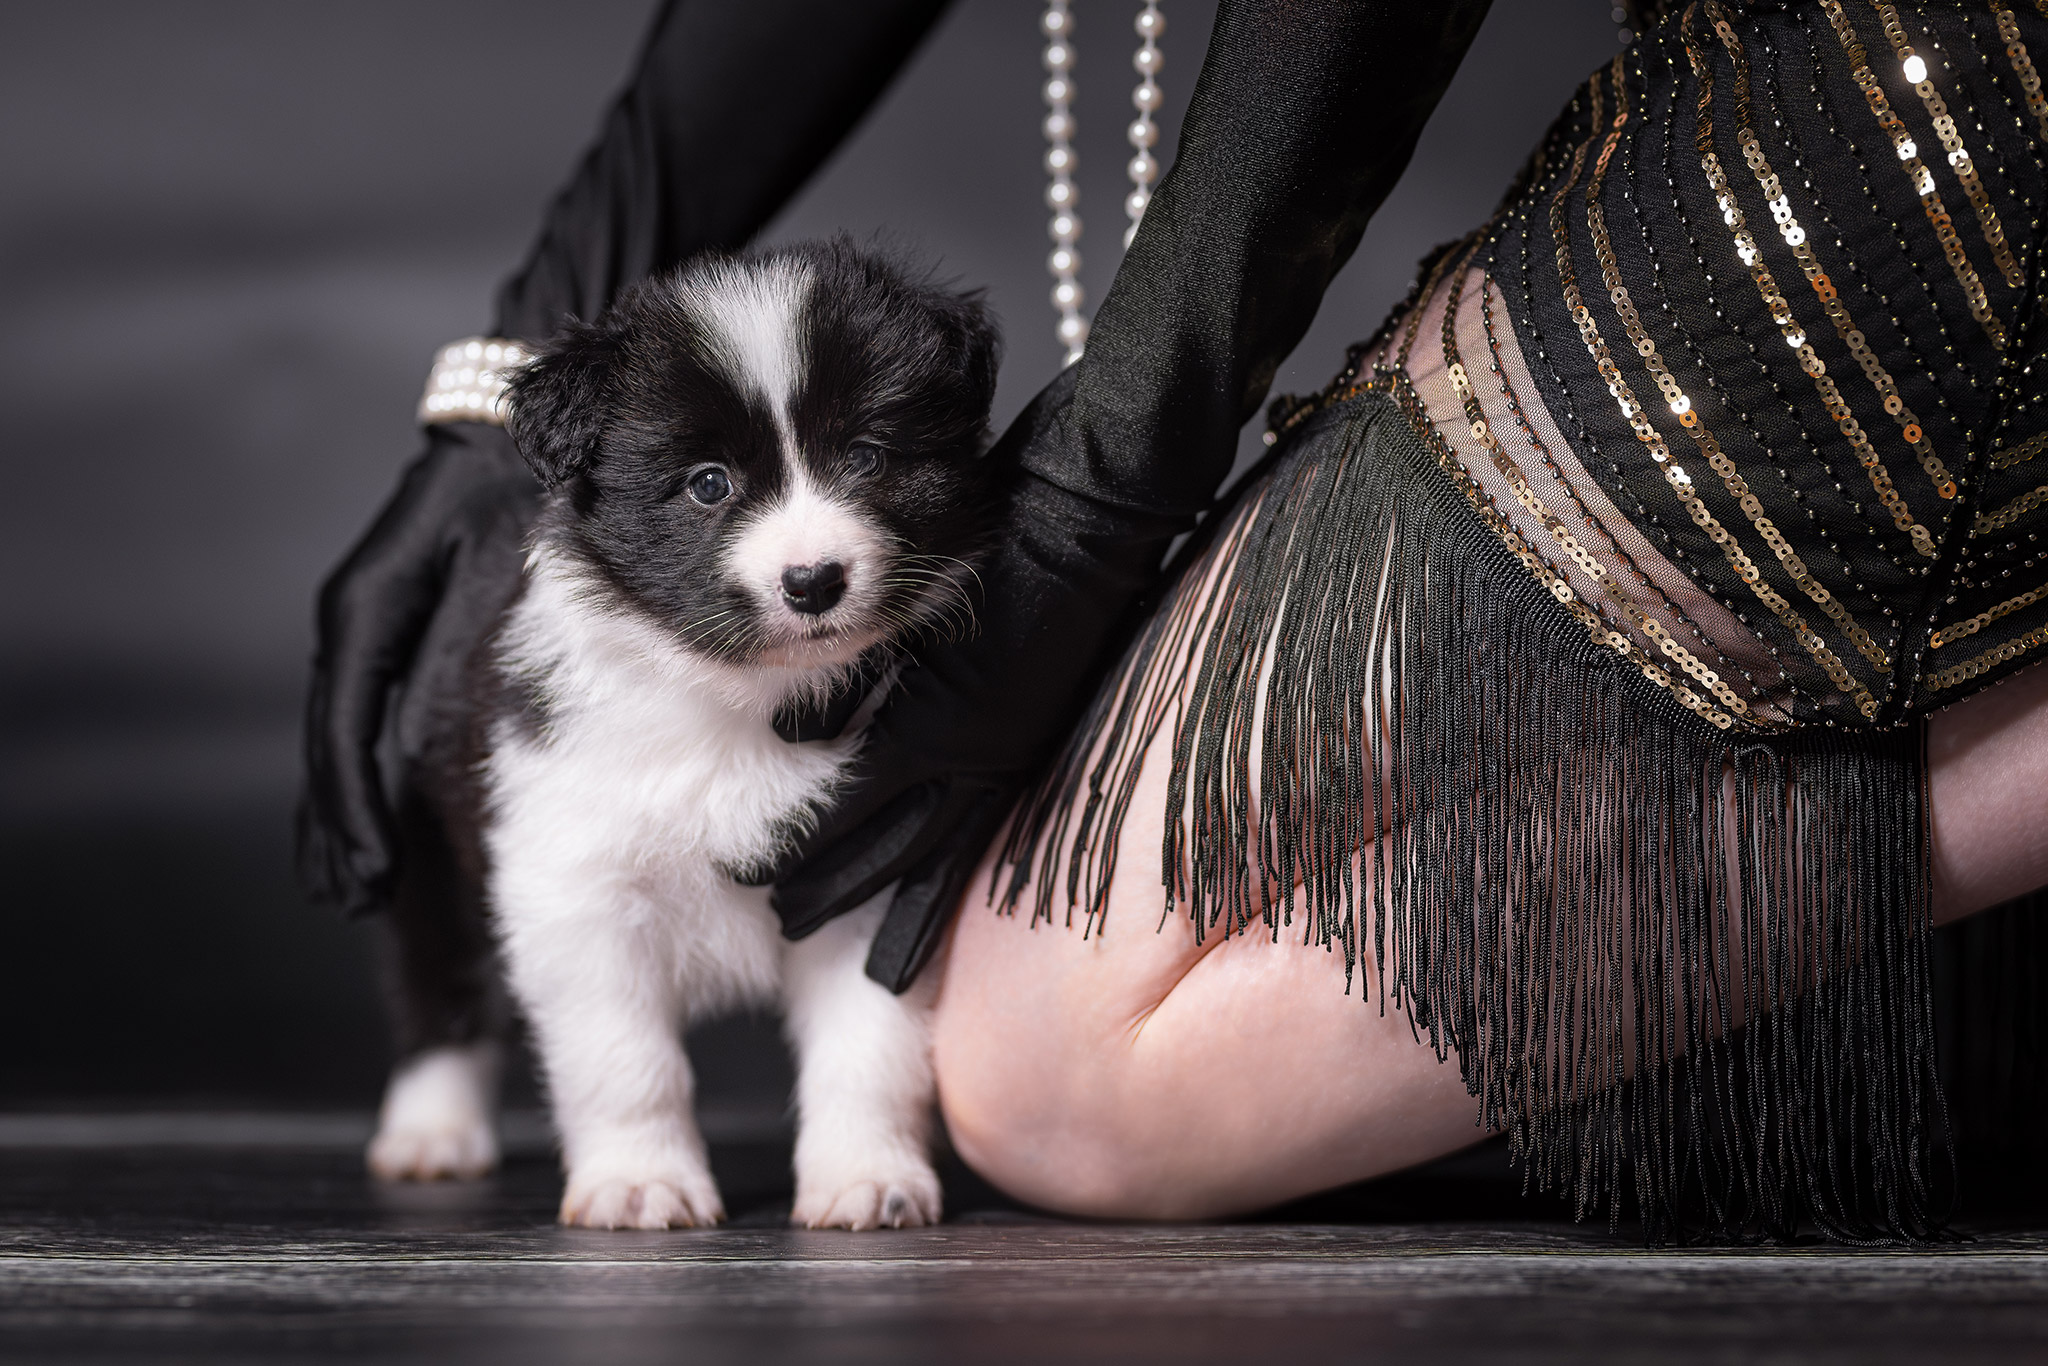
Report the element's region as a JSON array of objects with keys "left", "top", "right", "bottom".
[{"left": 0, "top": 1, "right": 1617, "bottom": 1107}]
